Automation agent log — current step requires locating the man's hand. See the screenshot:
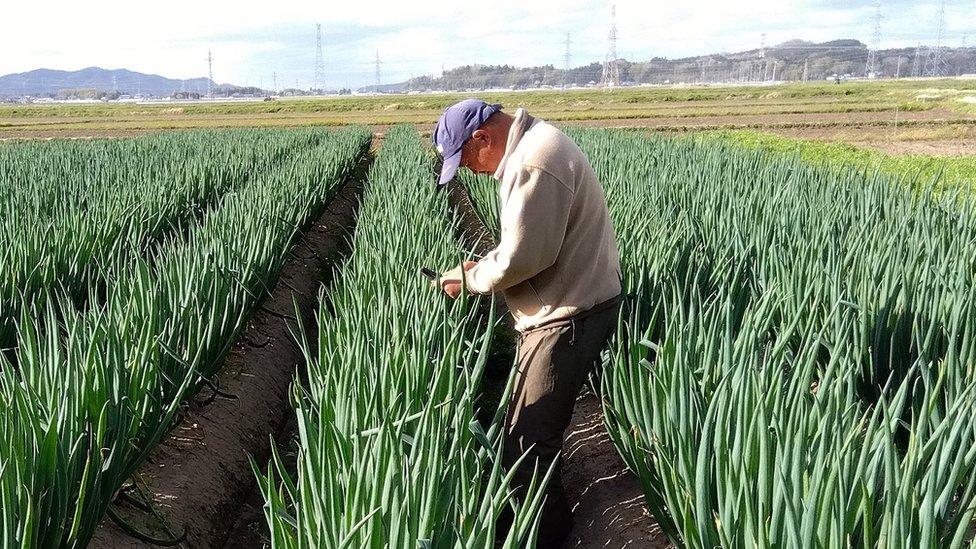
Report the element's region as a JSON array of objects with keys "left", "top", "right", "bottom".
[{"left": 437, "top": 261, "right": 478, "bottom": 299}]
